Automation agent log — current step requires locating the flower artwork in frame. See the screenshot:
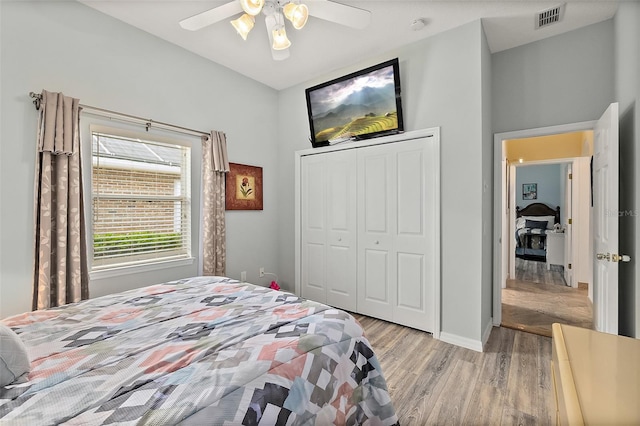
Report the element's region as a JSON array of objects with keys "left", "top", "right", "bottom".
[
  {"left": 523, "top": 183, "right": 537, "bottom": 200},
  {"left": 225, "top": 163, "right": 263, "bottom": 210}
]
